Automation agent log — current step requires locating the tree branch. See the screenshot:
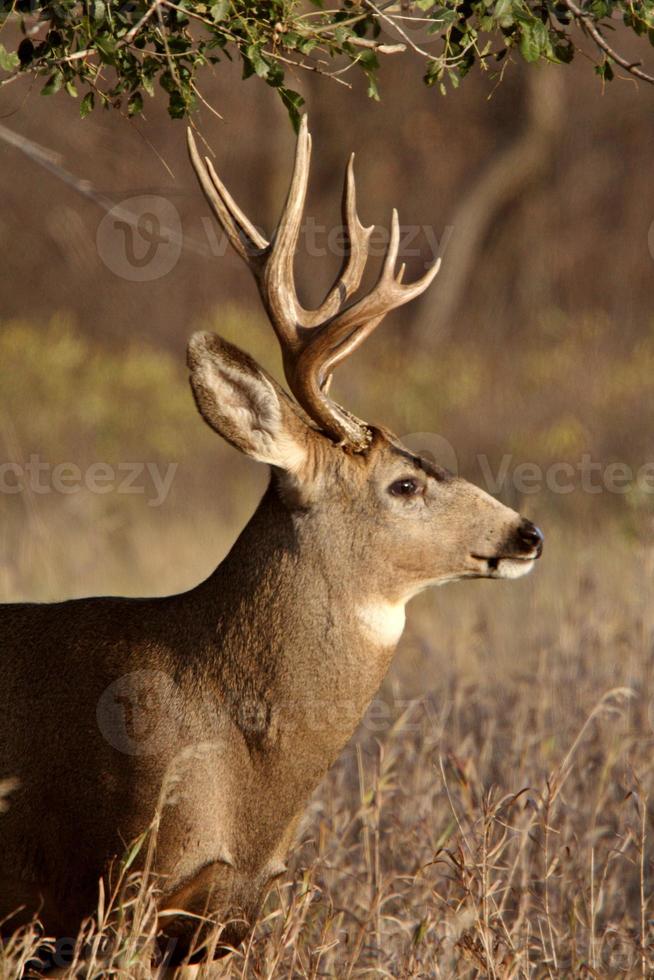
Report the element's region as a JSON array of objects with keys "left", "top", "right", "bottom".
[{"left": 561, "top": 0, "right": 654, "bottom": 84}]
